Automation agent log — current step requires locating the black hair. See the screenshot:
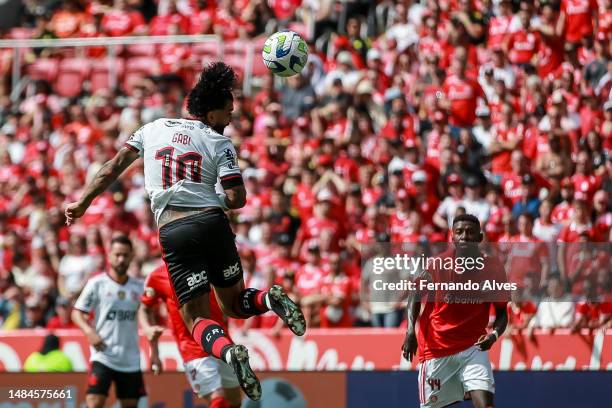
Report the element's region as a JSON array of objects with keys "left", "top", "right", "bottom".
[
  {"left": 110, "top": 235, "right": 133, "bottom": 249},
  {"left": 187, "top": 62, "right": 237, "bottom": 119},
  {"left": 40, "top": 334, "right": 60, "bottom": 355},
  {"left": 518, "top": 212, "right": 535, "bottom": 223},
  {"left": 453, "top": 213, "right": 481, "bottom": 227}
]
